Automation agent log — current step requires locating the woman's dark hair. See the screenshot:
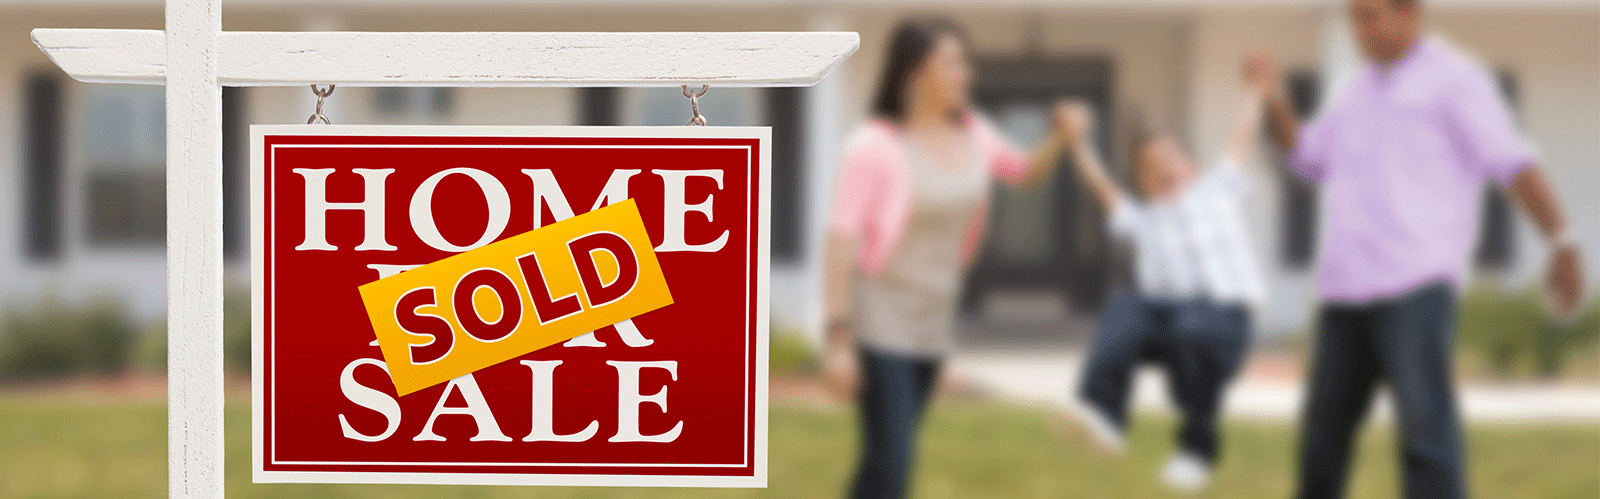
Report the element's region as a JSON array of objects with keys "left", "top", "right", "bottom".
[{"left": 871, "top": 15, "right": 970, "bottom": 123}]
